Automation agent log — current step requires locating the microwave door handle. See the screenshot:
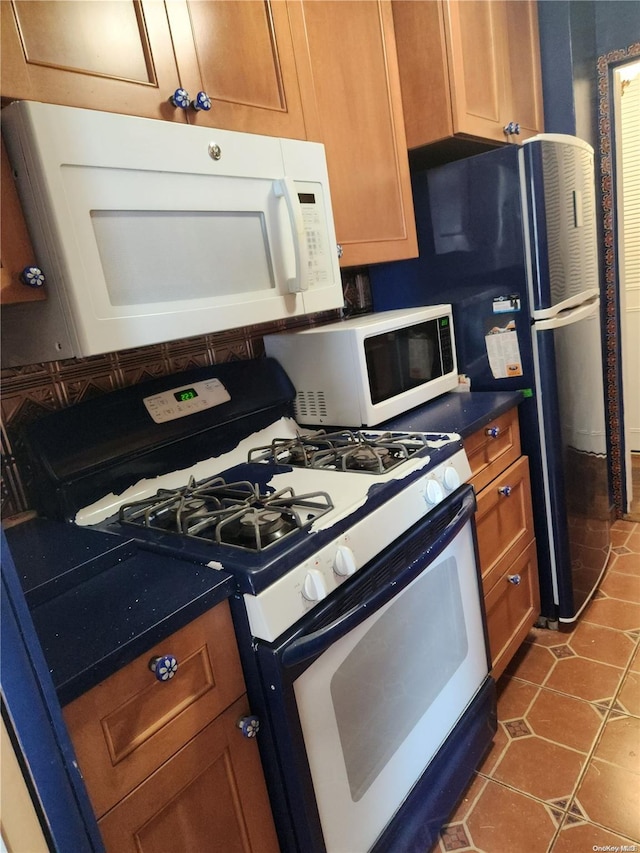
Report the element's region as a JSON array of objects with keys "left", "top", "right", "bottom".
[
  {"left": 280, "top": 487, "right": 476, "bottom": 669},
  {"left": 274, "top": 178, "right": 309, "bottom": 293}
]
